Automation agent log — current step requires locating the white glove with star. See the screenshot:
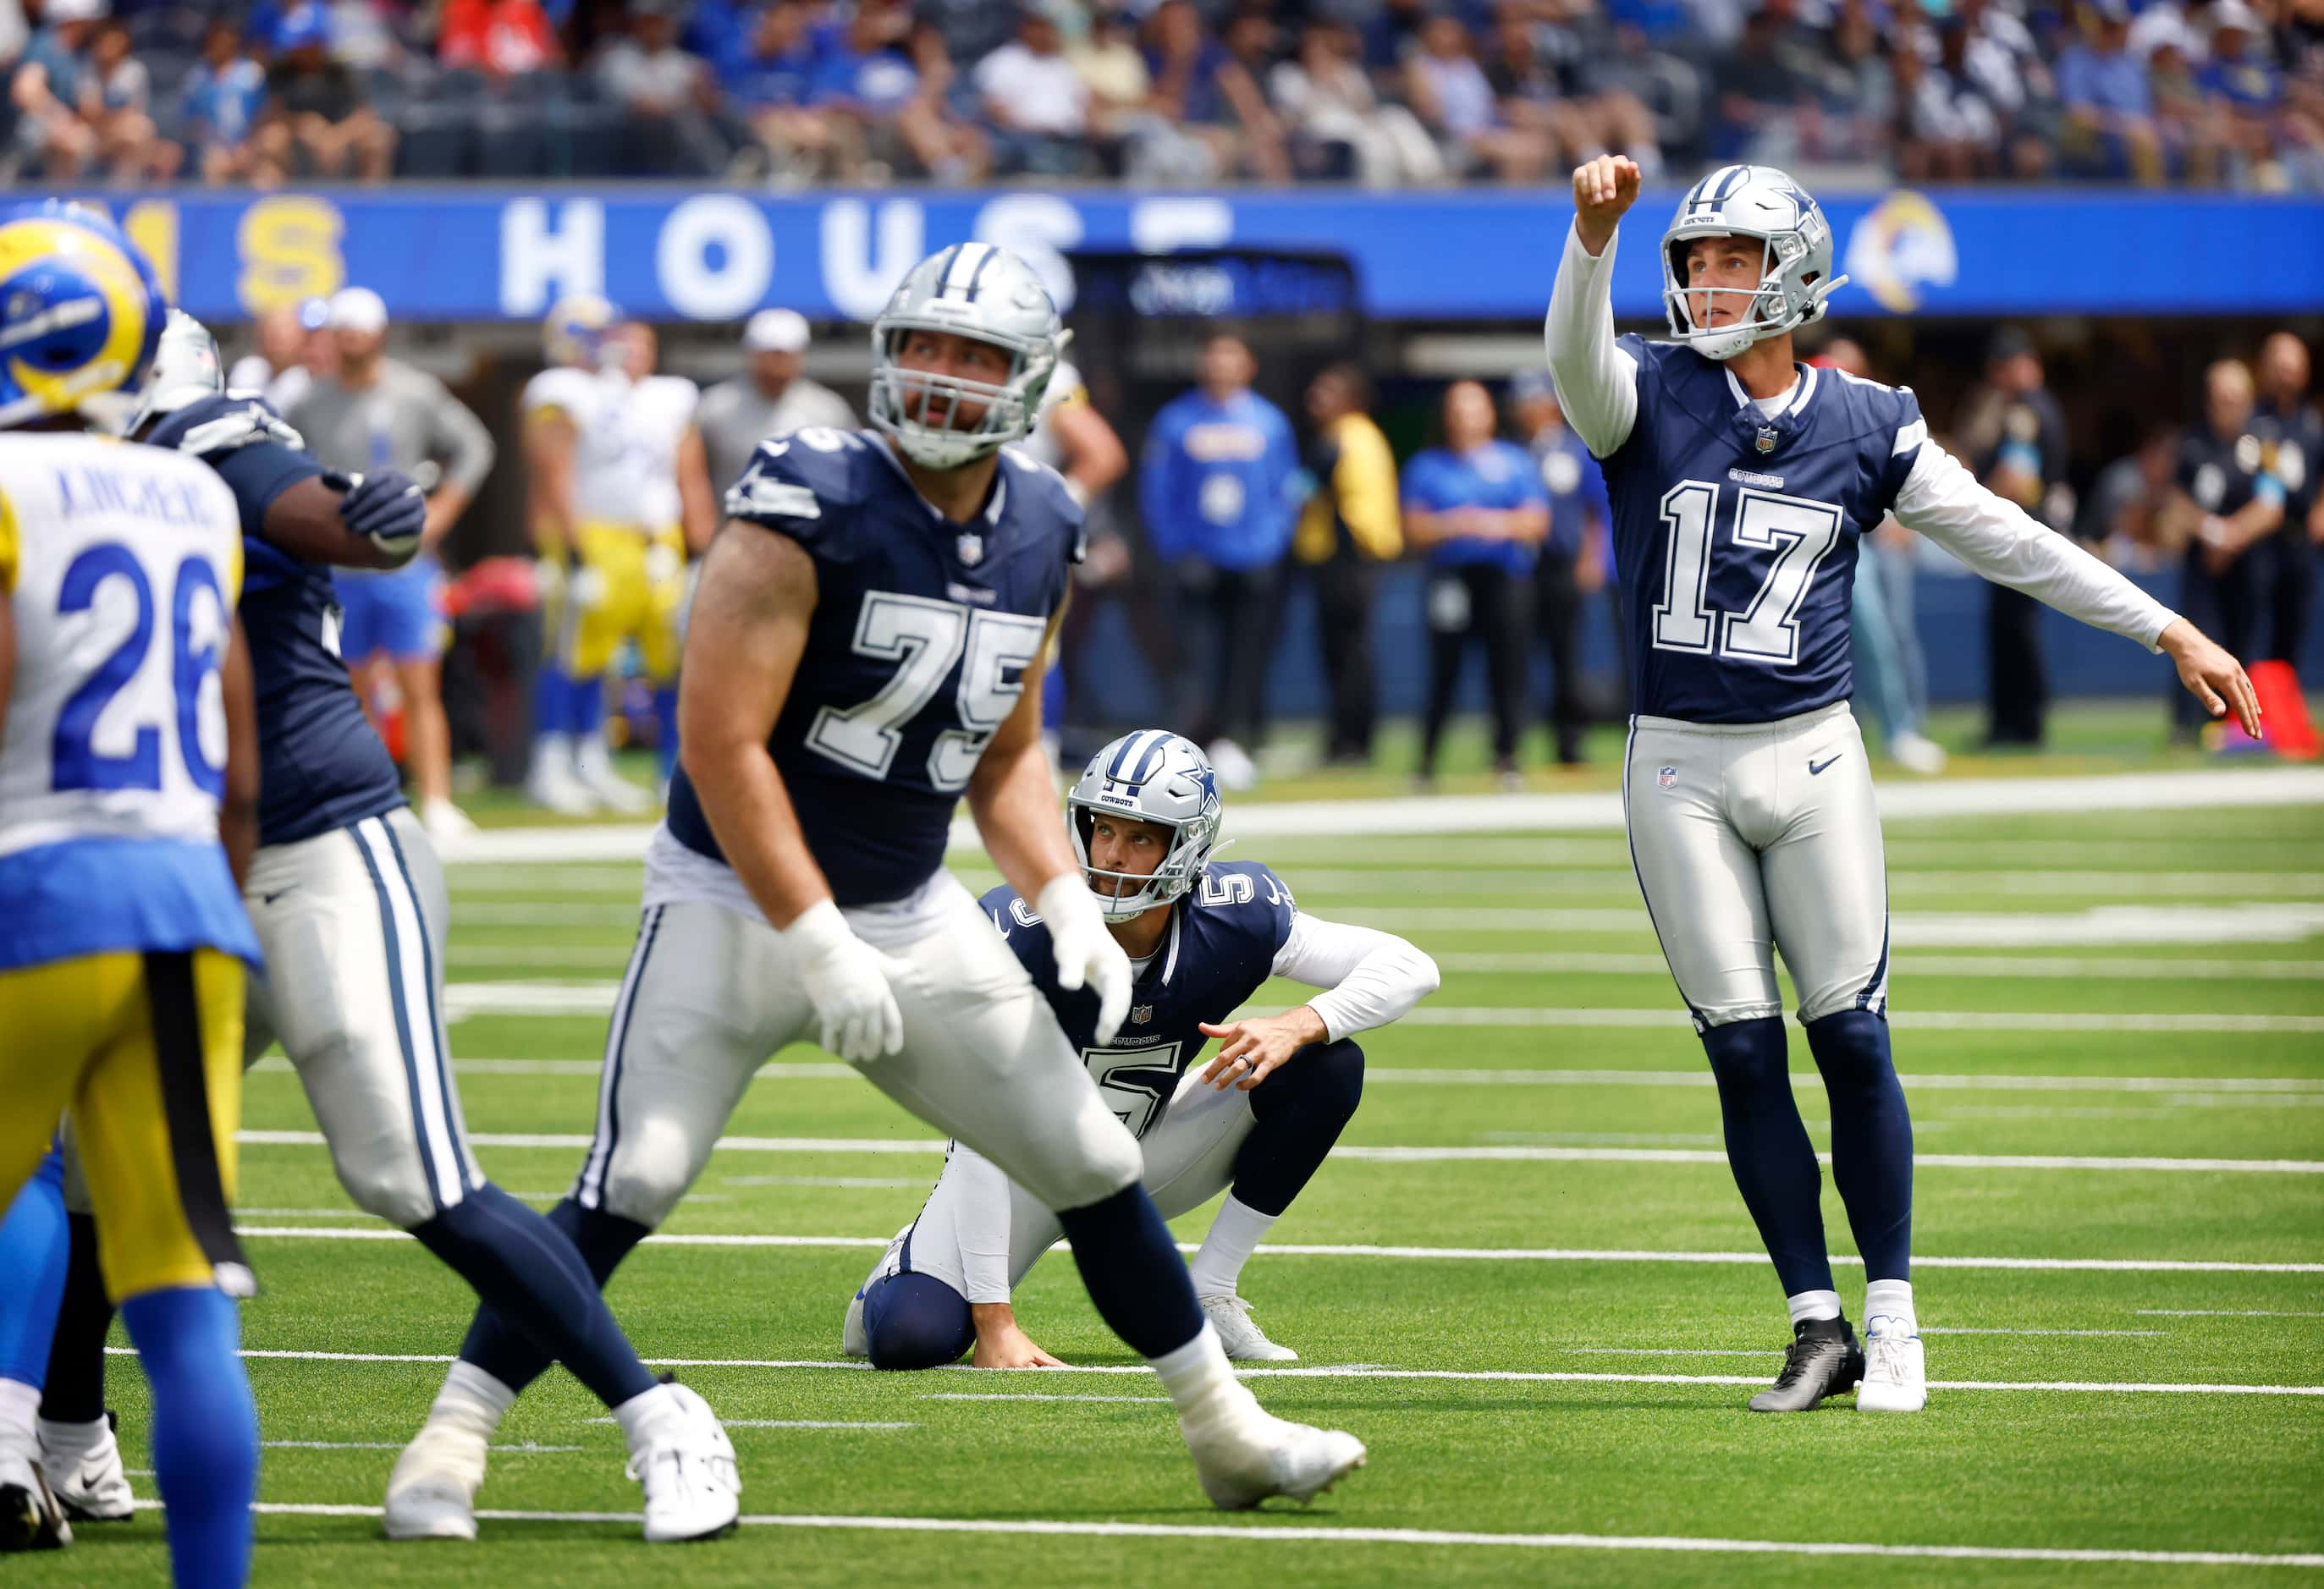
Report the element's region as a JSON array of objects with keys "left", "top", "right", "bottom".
[
  {"left": 1038, "top": 873, "right": 1132, "bottom": 1044},
  {"left": 783, "top": 899, "right": 907, "bottom": 1063}
]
